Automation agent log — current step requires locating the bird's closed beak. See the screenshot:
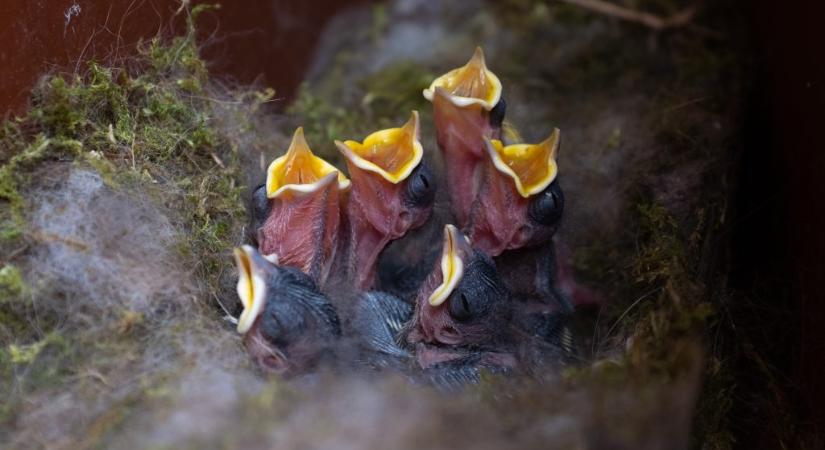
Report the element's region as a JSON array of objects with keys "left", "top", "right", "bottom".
[
  {"left": 234, "top": 245, "right": 268, "bottom": 334},
  {"left": 334, "top": 111, "right": 423, "bottom": 184},
  {"left": 266, "top": 127, "right": 350, "bottom": 199},
  {"left": 429, "top": 225, "right": 472, "bottom": 306},
  {"left": 484, "top": 129, "right": 560, "bottom": 198},
  {"left": 423, "top": 47, "right": 502, "bottom": 111}
]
